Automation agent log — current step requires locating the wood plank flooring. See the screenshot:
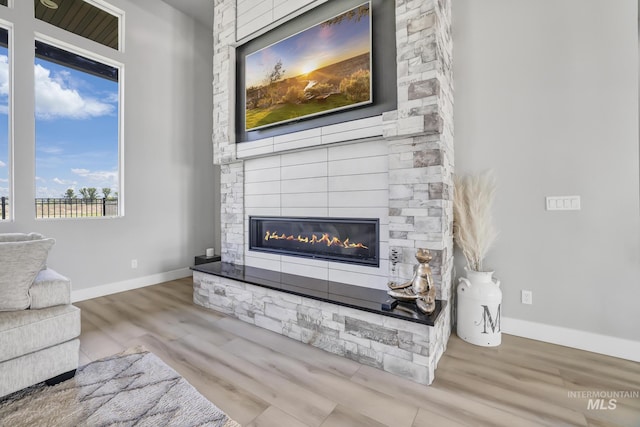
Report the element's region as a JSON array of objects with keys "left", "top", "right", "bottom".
[{"left": 76, "top": 278, "right": 640, "bottom": 427}]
